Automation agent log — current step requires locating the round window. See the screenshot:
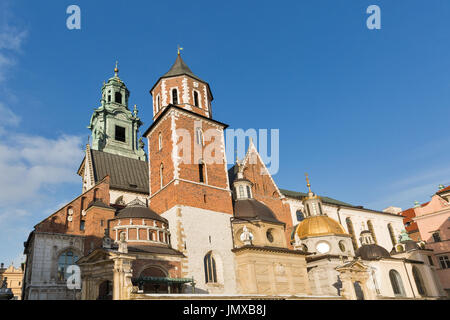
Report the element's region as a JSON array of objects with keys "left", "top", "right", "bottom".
[
  {"left": 316, "top": 241, "right": 330, "bottom": 254},
  {"left": 266, "top": 229, "right": 274, "bottom": 243},
  {"left": 339, "top": 241, "right": 346, "bottom": 252}
]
